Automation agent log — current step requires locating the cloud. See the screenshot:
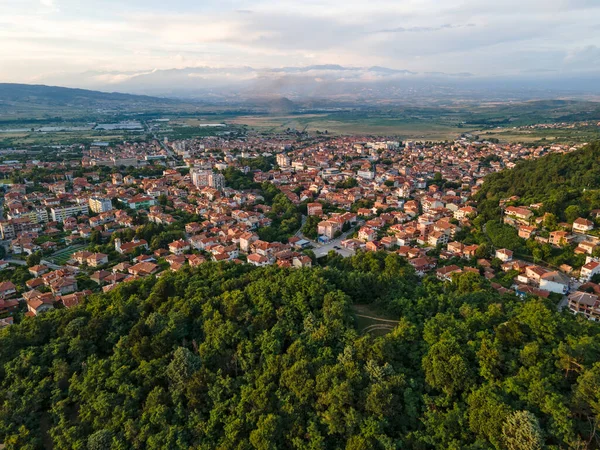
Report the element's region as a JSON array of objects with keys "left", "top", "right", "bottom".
[
  {"left": 374, "top": 23, "right": 476, "bottom": 33},
  {"left": 565, "top": 45, "right": 600, "bottom": 64},
  {"left": 0, "top": 0, "right": 600, "bottom": 84}
]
